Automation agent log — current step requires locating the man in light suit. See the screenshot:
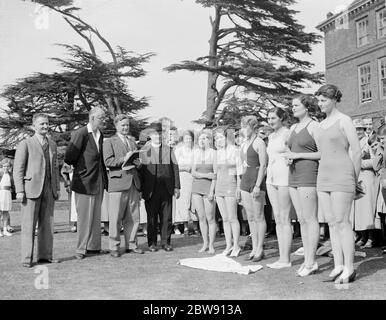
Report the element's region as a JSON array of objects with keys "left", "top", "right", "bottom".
[
  {"left": 13, "top": 113, "right": 60, "bottom": 268},
  {"left": 64, "top": 107, "right": 108, "bottom": 260},
  {"left": 103, "top": 115, "right": 144, "bottom": 257}
]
